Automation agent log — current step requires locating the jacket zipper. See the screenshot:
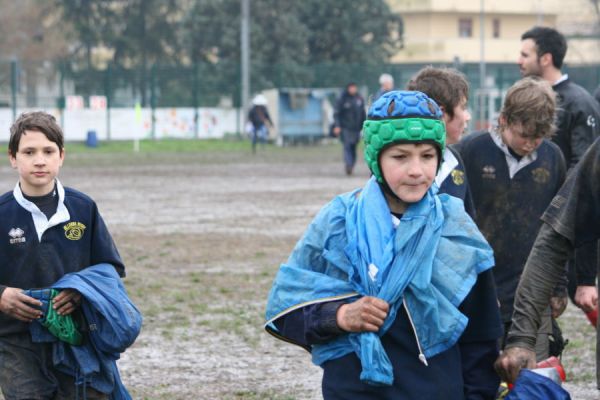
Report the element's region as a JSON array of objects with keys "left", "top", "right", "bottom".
[{"left": 403, "top": 300, "right": 428, "bottom": 366}]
